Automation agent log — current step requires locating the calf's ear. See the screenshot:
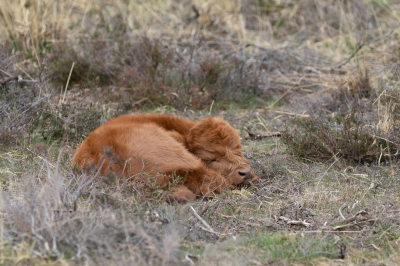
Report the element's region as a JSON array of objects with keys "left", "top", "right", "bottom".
[
  {"left": 187, "top": 132, "right": 193, "bottom": 146},
  {"left": 187, "top": 127, "right": 199, "bottom": 147},
  {"left": 187, "top": 117, "right": 214, "bottom": 147},
  {"left": 186, "top": 125, "right": 197, "bottom": 147}
]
